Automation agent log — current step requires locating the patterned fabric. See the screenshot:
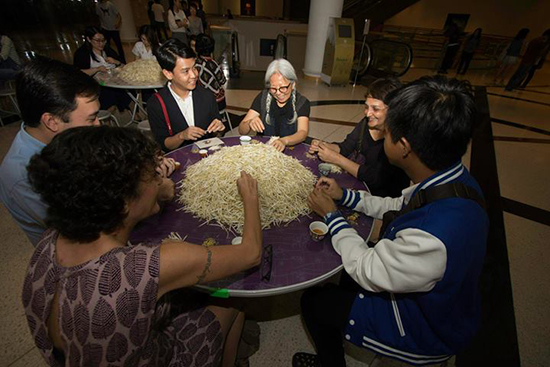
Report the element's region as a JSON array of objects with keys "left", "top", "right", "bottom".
[
  {"left": 22, "top": 229, "right": 222, "bottom": 366},
  {"left": 195, "top": 57, "right": 226, "bottom": 104}
]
